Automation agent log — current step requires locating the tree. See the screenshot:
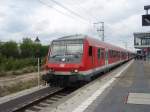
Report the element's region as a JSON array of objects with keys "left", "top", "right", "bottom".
[
  {"left": 40, "top": 45, "right": 49, "bottom": 57},
  {"left": 20, "top": 38, "right": 33, "bottom": 58},
  {"left": 20, "top": 38, "right": 42, "bottom": 58},
  {"left": 1, "top": 41, "right": 19, "bottom": 58},
  {"left": 0, "top": 42, "right": 2, "bottom": 55}
]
